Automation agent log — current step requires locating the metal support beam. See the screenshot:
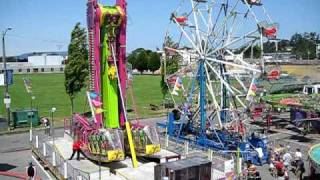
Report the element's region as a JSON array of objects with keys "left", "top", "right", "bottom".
[{"left": 199, "top": 59, "right": 206, "bottom": 138}]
